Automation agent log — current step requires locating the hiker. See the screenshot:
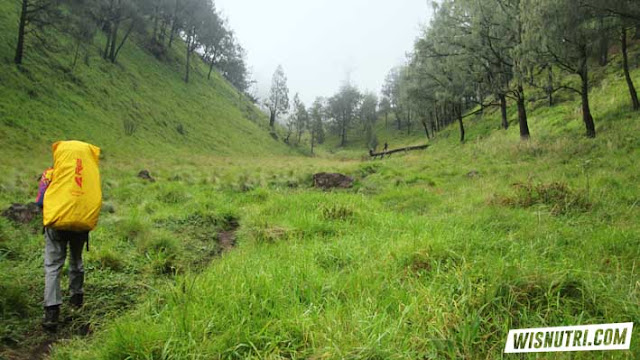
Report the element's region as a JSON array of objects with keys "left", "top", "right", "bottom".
[
  {"left": 383, "top": 142, "right": 389, "bottom": 152},
  {"left": 39, "top": 141, "right": 102, "bottom": 332}
]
